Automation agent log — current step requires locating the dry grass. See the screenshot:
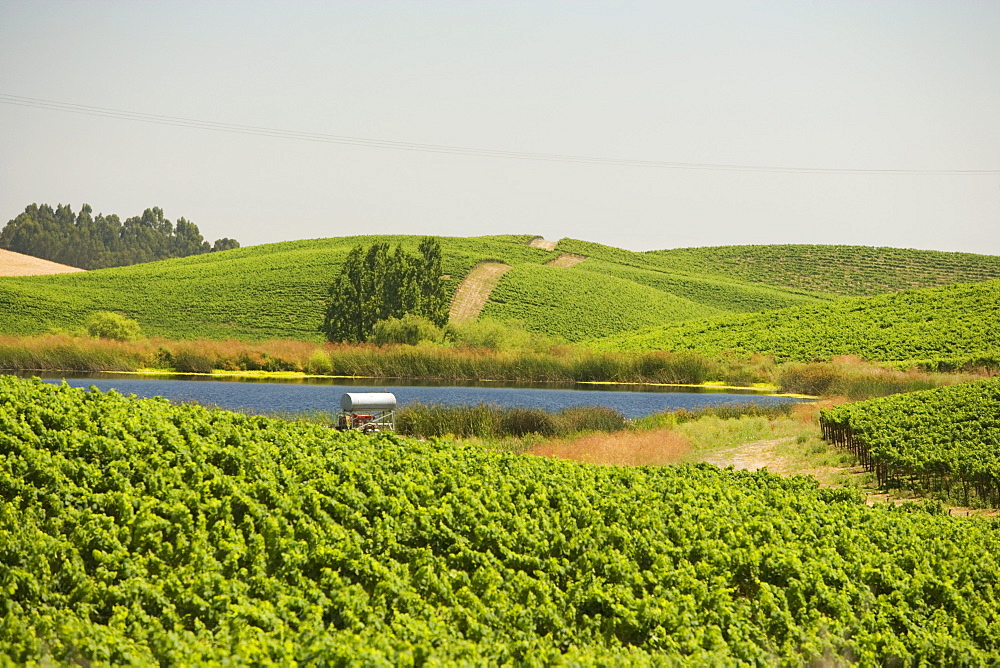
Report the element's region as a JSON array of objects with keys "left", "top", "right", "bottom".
[
  {"left": 525, "top": 428, "right": 690, "bottom": 466},
  {"left": 0, "top": 249, "right": 85, "bottom": 276}
]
